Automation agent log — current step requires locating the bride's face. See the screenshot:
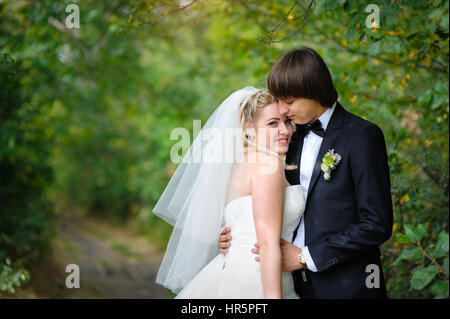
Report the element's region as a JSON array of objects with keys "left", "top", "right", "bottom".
[{"left": 249, "top": 102, "right": 294, "bottom": 155}]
